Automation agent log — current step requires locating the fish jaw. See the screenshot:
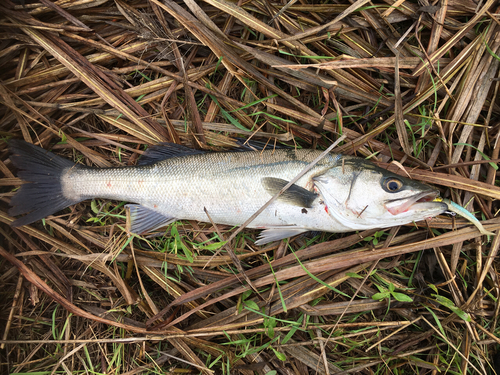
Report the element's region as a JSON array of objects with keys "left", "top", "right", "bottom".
[
  {"left": 385, "top": 190, "right": 442, "bottom": 216},
  {"left": 379, "top": 190, "right": 448, "bottom": 225}
]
